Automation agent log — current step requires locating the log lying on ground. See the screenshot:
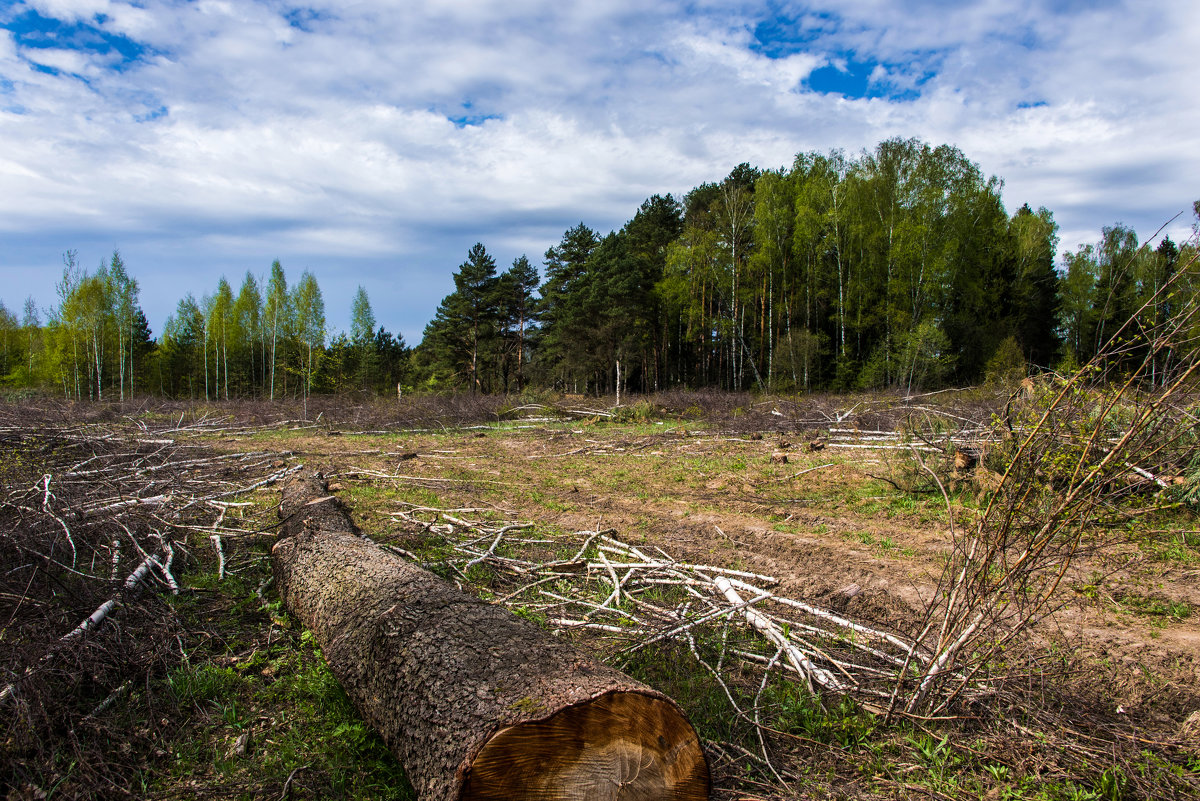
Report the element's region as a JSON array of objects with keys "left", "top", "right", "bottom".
[{"left": 273, "top": 472, "right": 709, "bottom": 801}]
